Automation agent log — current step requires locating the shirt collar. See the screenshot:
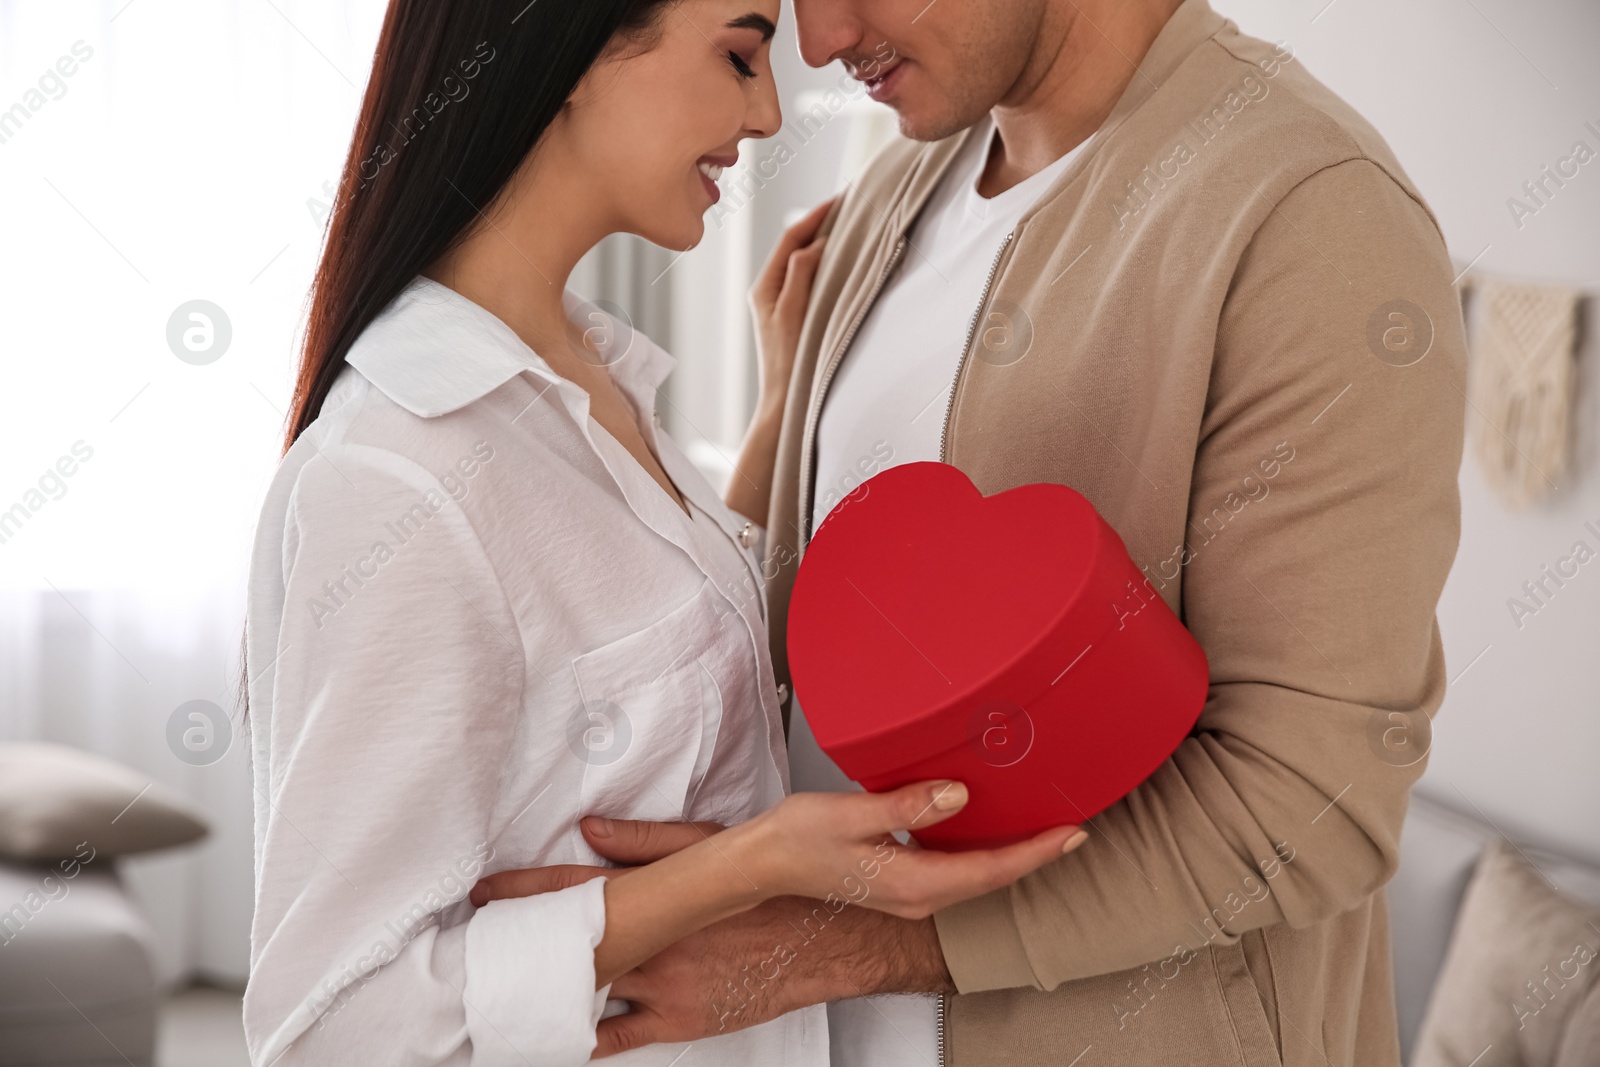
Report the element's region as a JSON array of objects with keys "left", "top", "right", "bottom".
[{"left": 345, "top": 275, "right": 675, "bottom": 419}]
